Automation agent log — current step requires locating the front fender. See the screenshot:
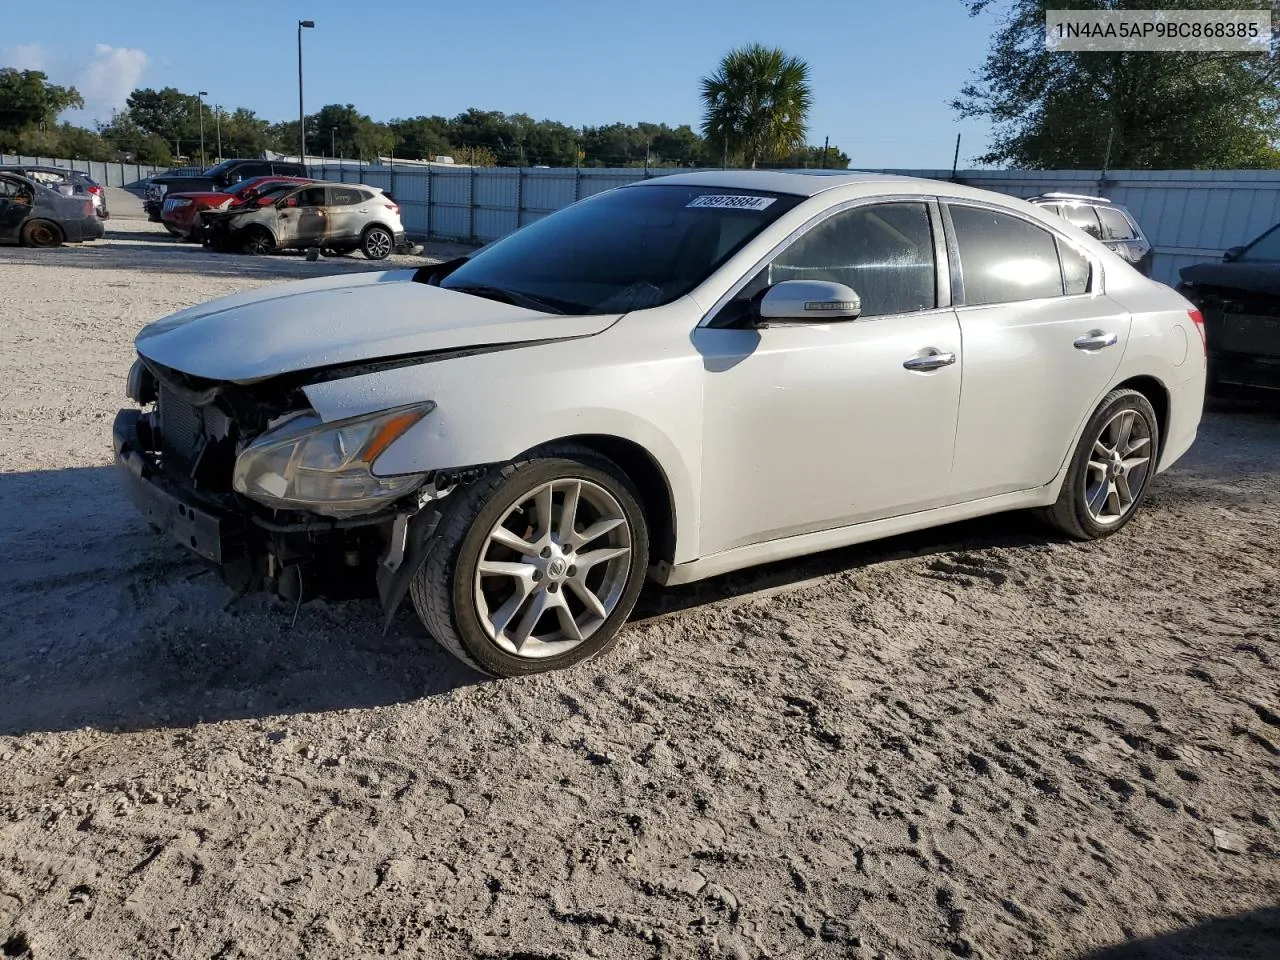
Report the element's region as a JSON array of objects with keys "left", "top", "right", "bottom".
[{"left": 302, "top": 327, "right": 706, "bottom": 561}]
